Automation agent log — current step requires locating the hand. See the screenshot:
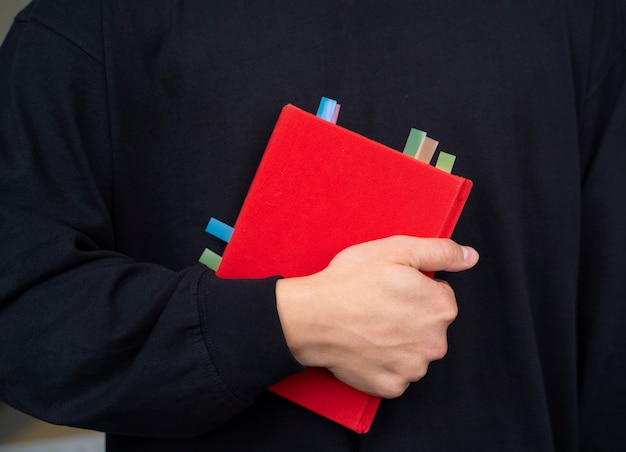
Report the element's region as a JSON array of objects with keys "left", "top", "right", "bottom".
[{"left": 275, "top": 236, "right": 479, "bottom": 398}]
